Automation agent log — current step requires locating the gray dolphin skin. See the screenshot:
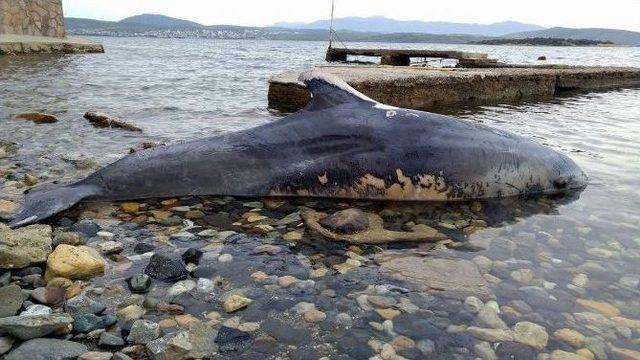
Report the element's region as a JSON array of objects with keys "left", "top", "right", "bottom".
[{"left": 7, "top": 71, "right": 587, "bottom": 228}]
